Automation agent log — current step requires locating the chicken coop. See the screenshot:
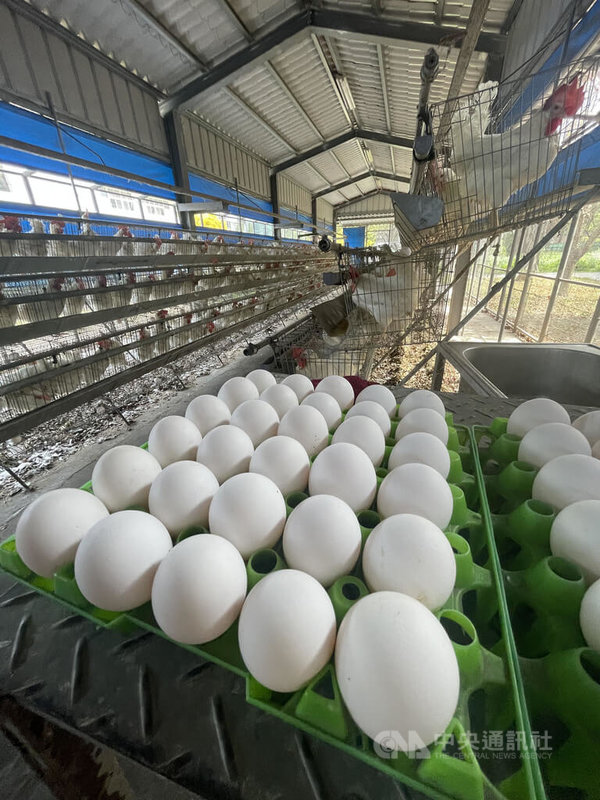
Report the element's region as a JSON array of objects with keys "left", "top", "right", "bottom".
[{"left": 1, "top": 1, "right": 600, "bottom": 800}]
